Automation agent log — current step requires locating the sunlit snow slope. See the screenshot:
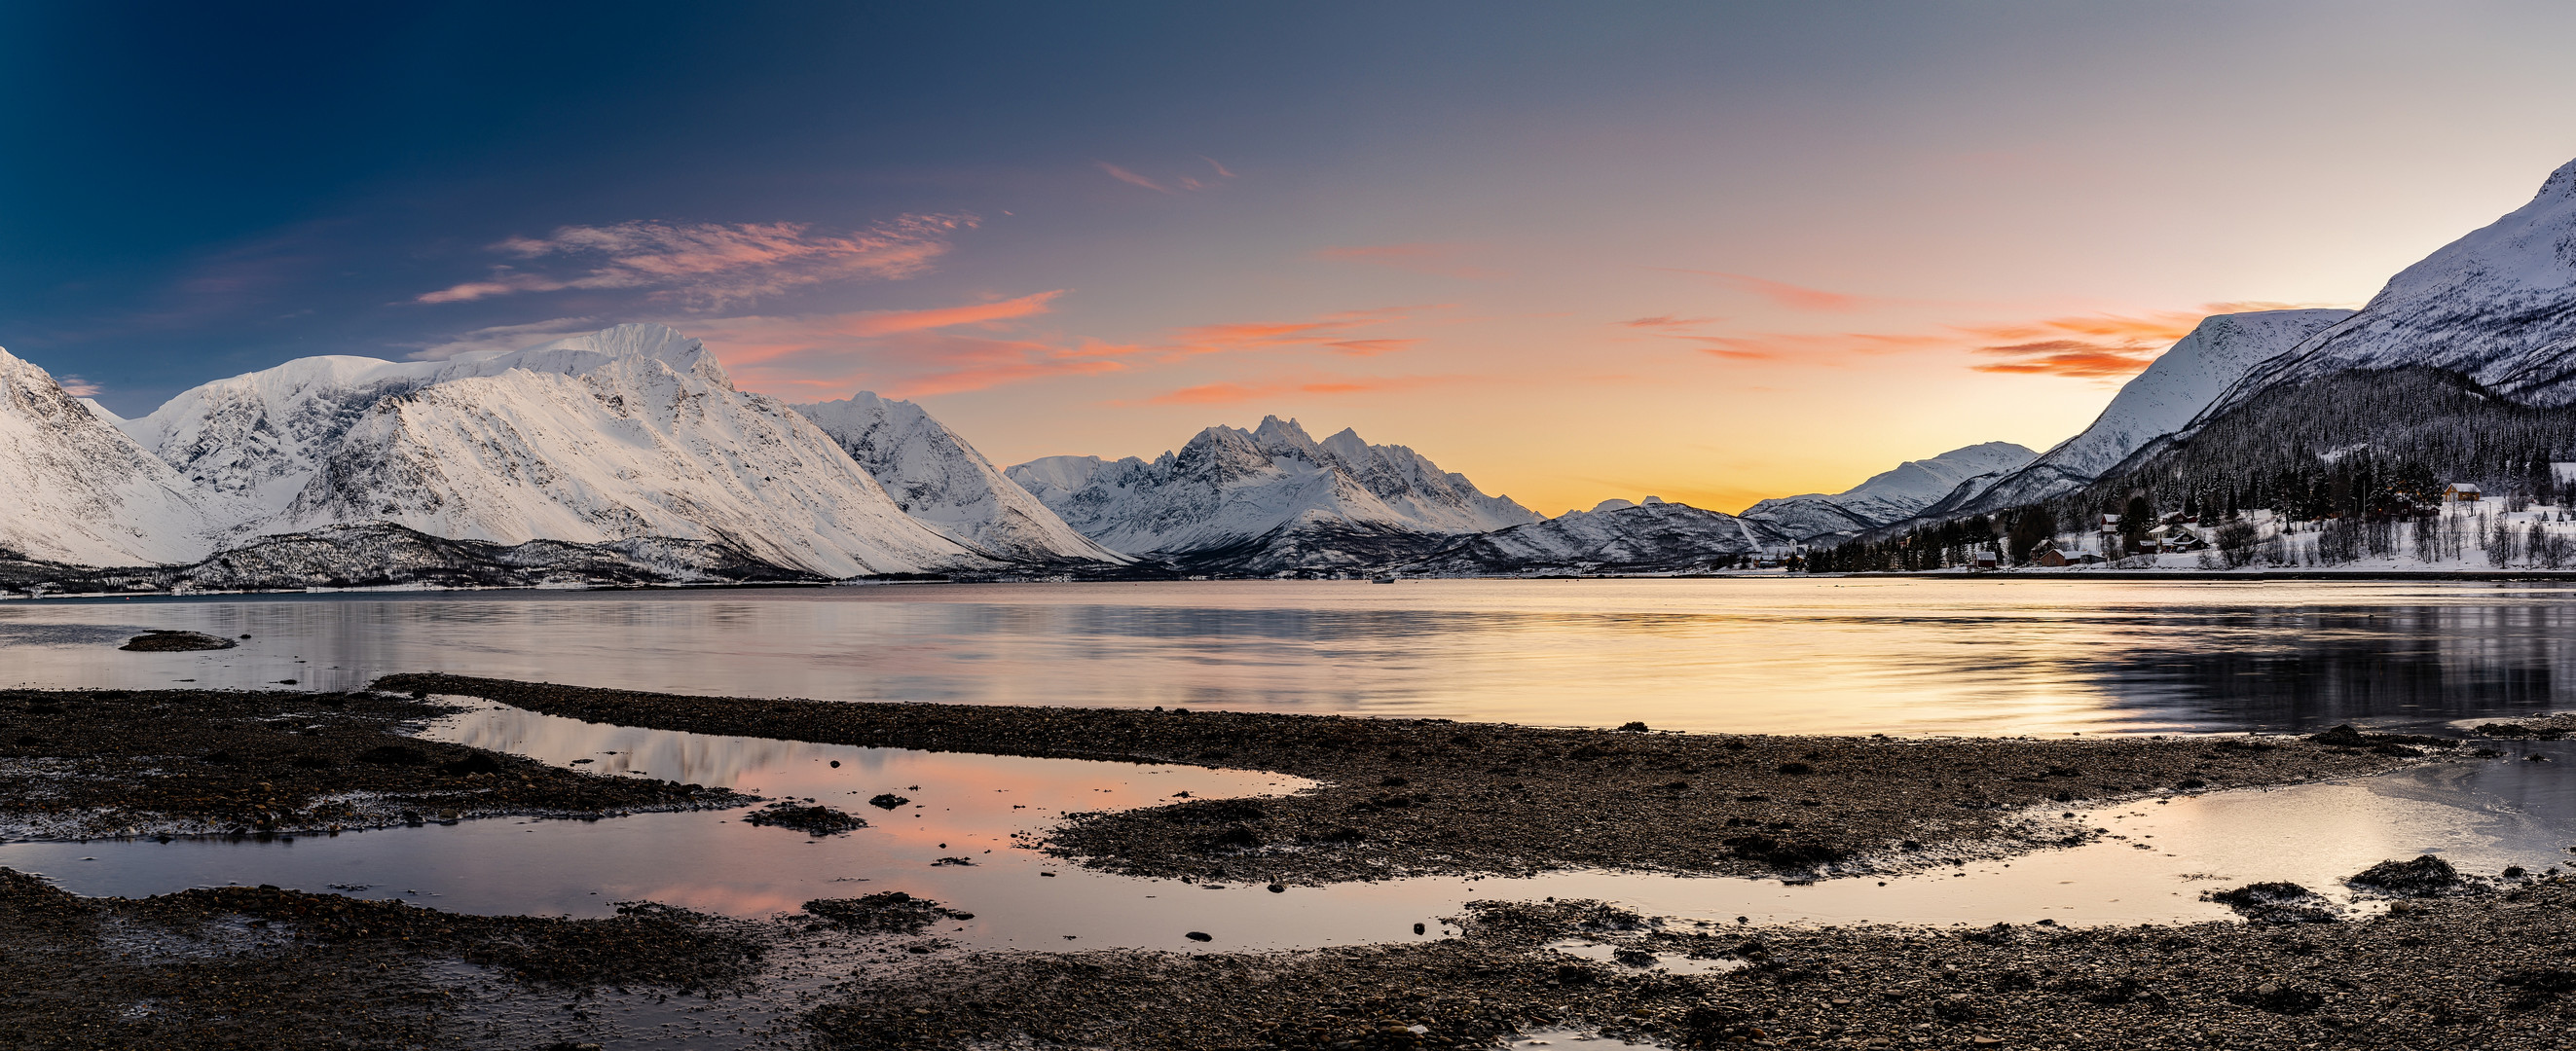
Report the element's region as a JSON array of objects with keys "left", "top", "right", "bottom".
[
  {"left": 794, "top": 391, "right": 1124, "bottom": 564},
  {"left": 1006, "top": 416, "right": 1538, "bottom": 570},
  {"left": 0, "top": 347, "right": 227, "bottom": 565}
]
